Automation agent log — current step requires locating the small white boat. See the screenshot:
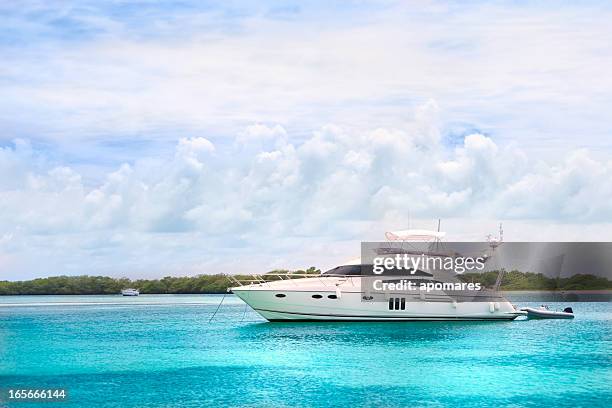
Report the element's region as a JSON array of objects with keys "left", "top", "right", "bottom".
[
  {"left": 521, "top": 305, "right": 574, "bottom": 319},
  {"left": 121, "top": 288, "right": 140, "bottom": 296}
]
